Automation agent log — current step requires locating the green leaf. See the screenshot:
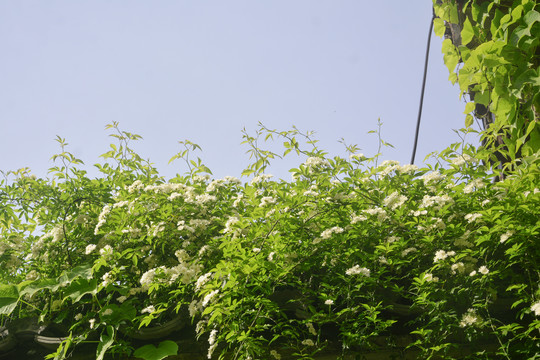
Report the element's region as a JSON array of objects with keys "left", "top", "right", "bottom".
[
  {"left": 133, "top": 340, "right": 179, "bottom": 360},
  {"left": 96, "top": 326, "right": 115, "bottom": 360},
  {"left": 0, "top": 284, "right": 19, "bottom": 315},
  {"left": 465, "top": 114, "right": 474, "bottom": 128},
  {"left": 441, "top": 39, "right": 460, "bottom": 74},
  {"left": 64, "top": 278, "right": 98, "bottom": 302},
  {"left": 464, "top": 102, "right": 475, "bottom": 114},
  {"left": 461, "top": 18, "right": 475, "bottom": 46},
  {"left": 433, "top": 18, "right": 446, "bottom": 37},
  {"left": 99, "top": 303, "right": 136, "bottom": 324}
]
